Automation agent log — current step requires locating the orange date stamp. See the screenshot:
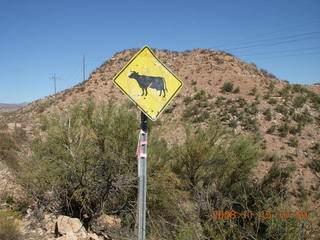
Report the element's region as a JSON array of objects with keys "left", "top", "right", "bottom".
[{"left": 211, "top": 209, "right": 308, "bottom": 220}]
